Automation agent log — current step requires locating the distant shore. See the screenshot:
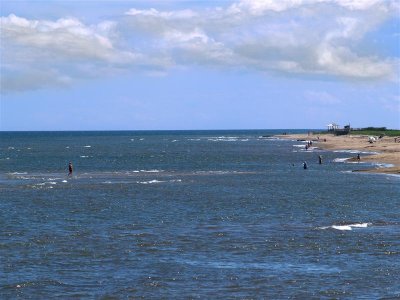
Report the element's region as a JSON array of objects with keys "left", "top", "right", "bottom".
[{"left": 275, "top": 133, "right": 400, "bottom": 175}]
